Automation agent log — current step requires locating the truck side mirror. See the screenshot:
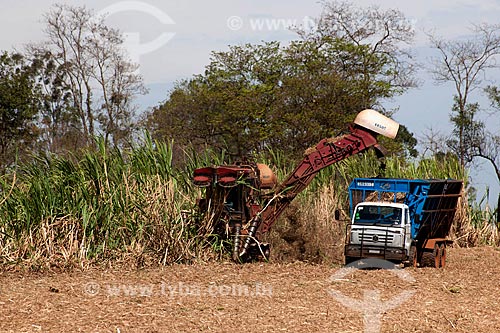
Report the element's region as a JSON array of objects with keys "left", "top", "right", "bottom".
[{"left": 334, "top": 209, "right": 341, "bottom": 221}]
